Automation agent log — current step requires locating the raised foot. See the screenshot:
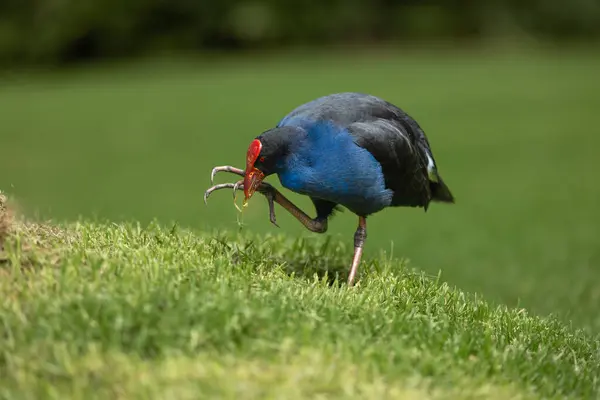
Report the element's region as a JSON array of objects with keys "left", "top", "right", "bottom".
[
  {"left": 205, "top": 163, "right": 329, "bottom": 238},
  {"left": 204, "top": 178, "right": 279, "bottom": 228}
]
